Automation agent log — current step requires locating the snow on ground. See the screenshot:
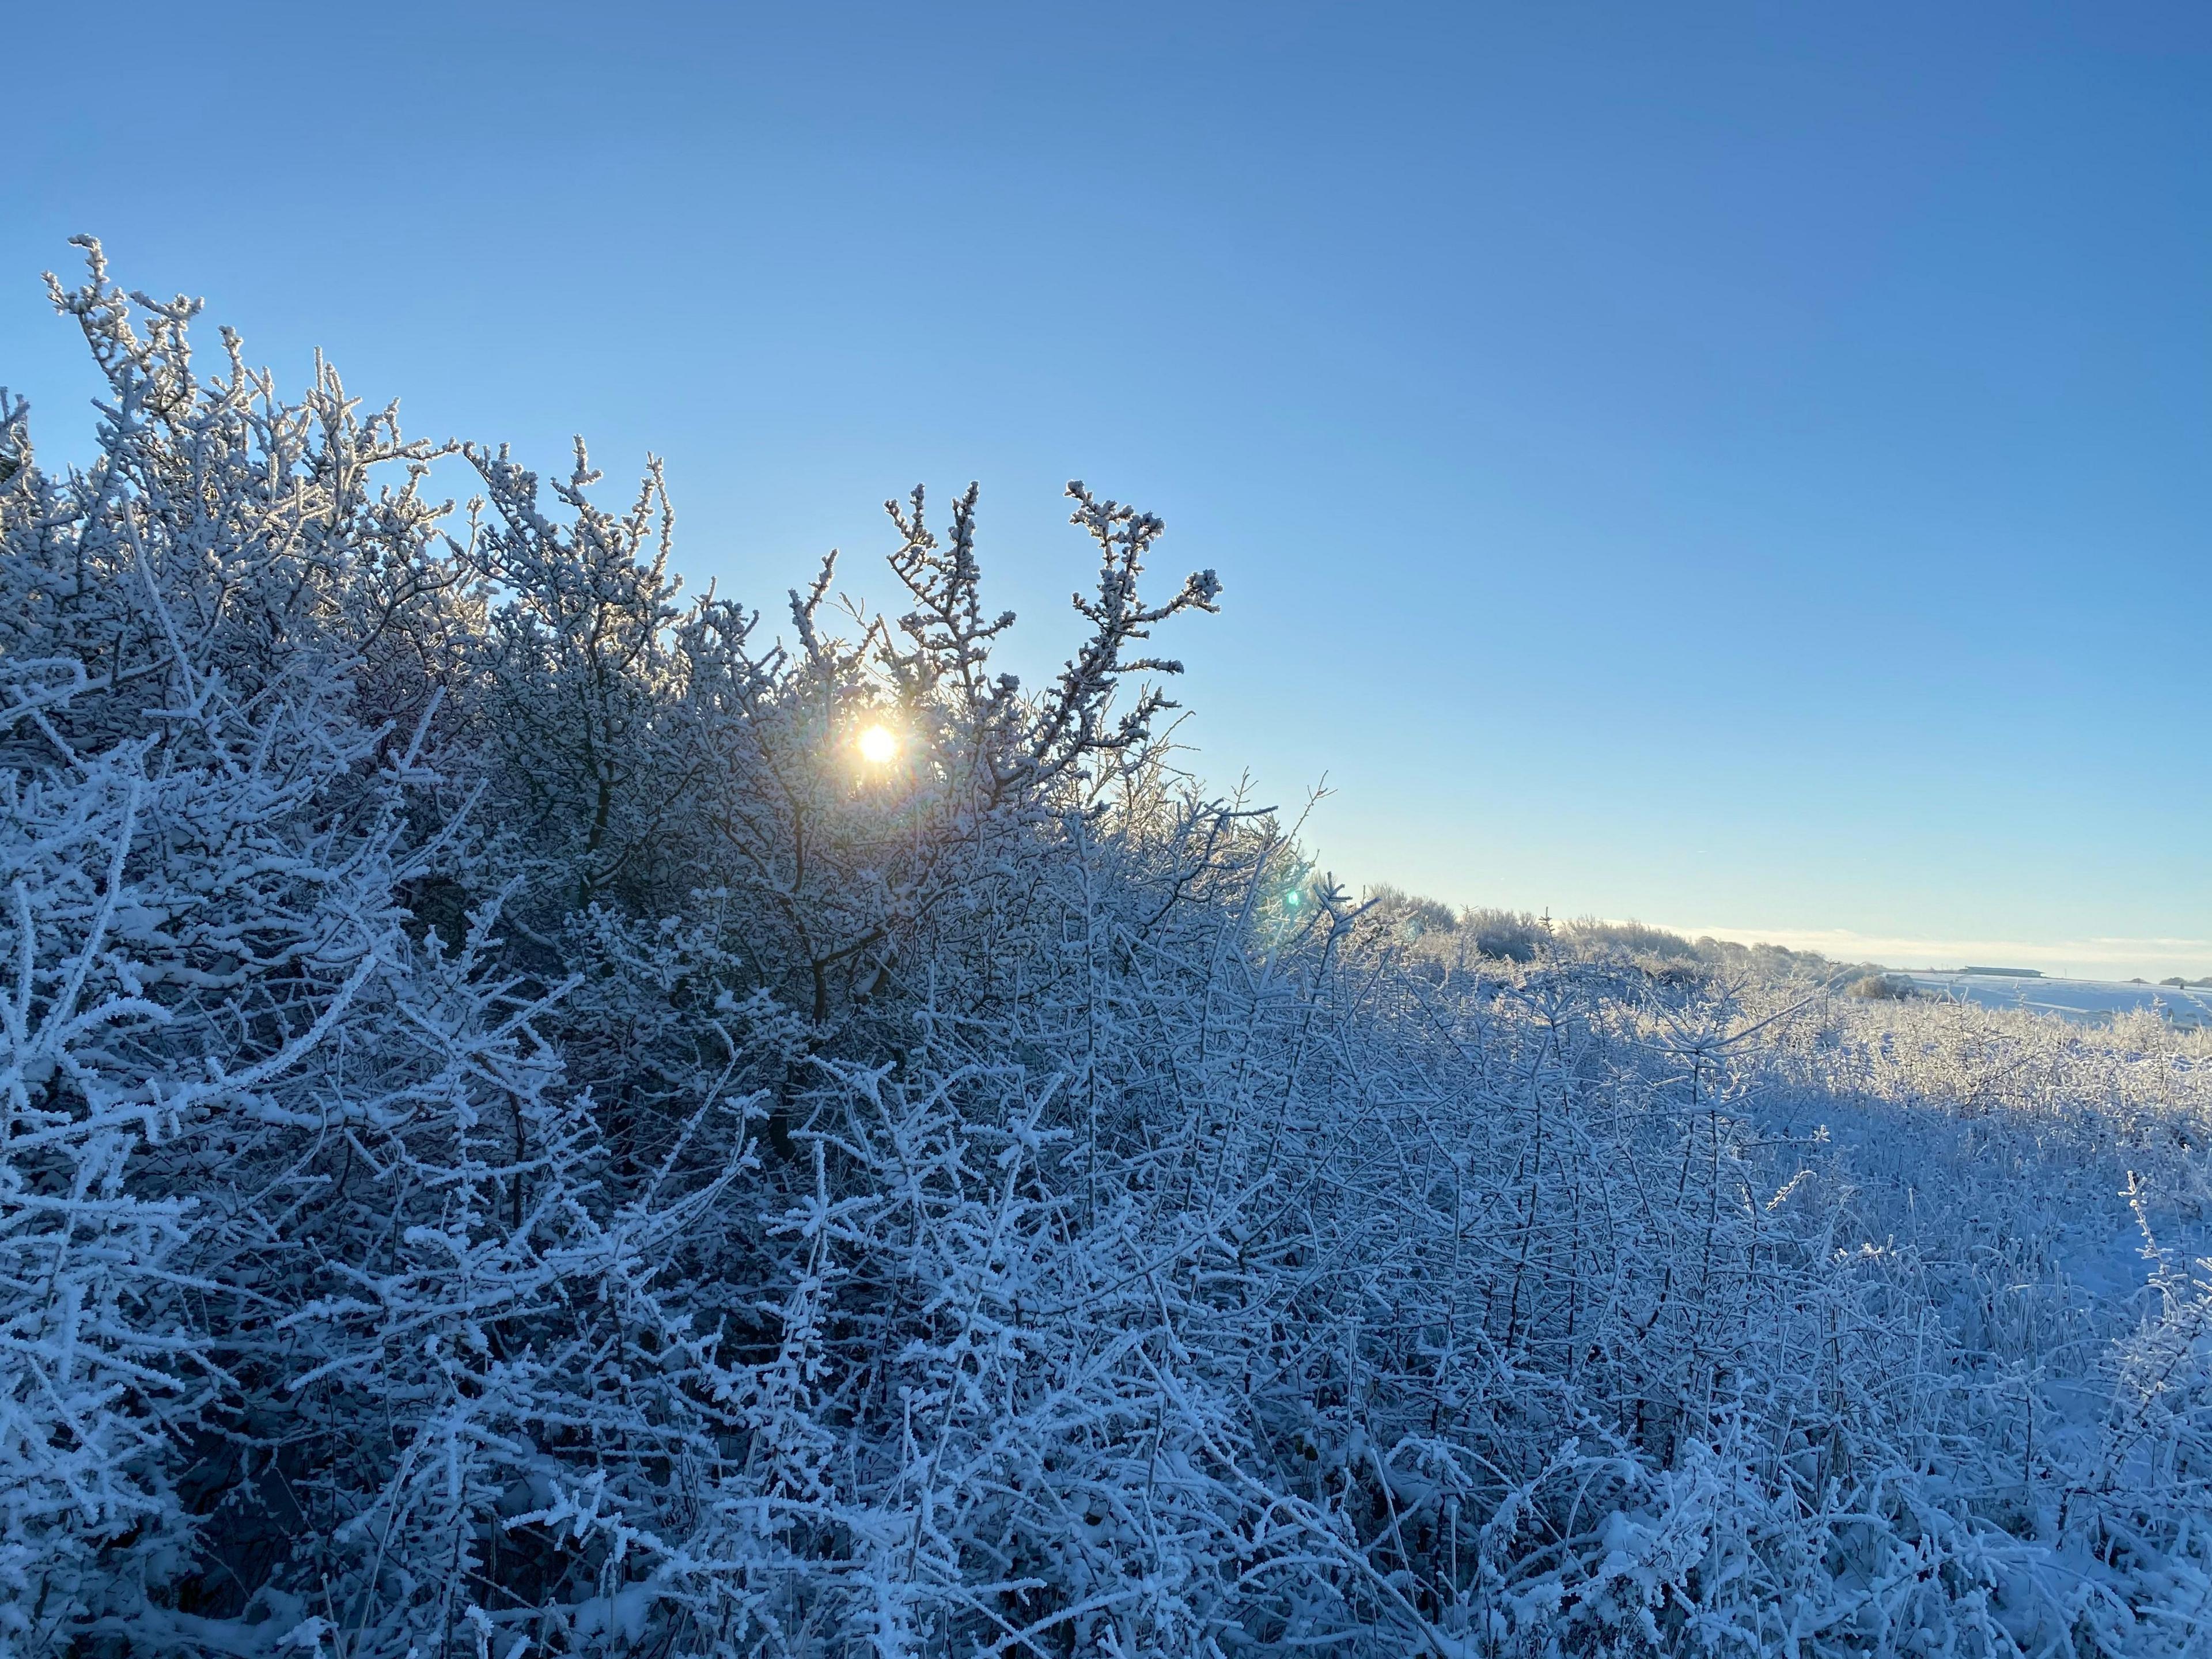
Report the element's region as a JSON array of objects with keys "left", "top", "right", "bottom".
[{"left": 1900, "top": 967, "right": 2212, "bottom": 1027}]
